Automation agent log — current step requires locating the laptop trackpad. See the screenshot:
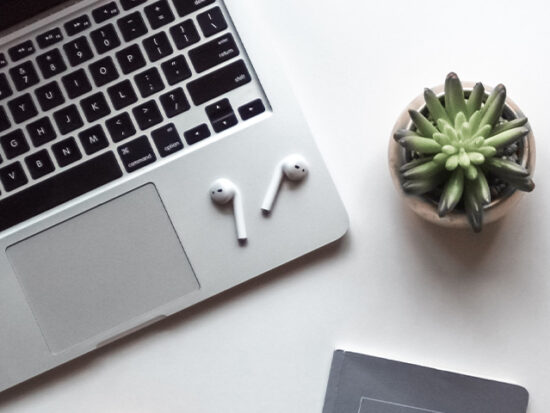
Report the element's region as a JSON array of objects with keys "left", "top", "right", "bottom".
[{"left": 6, "top": 184, "right": 199, "bottom": 354}]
